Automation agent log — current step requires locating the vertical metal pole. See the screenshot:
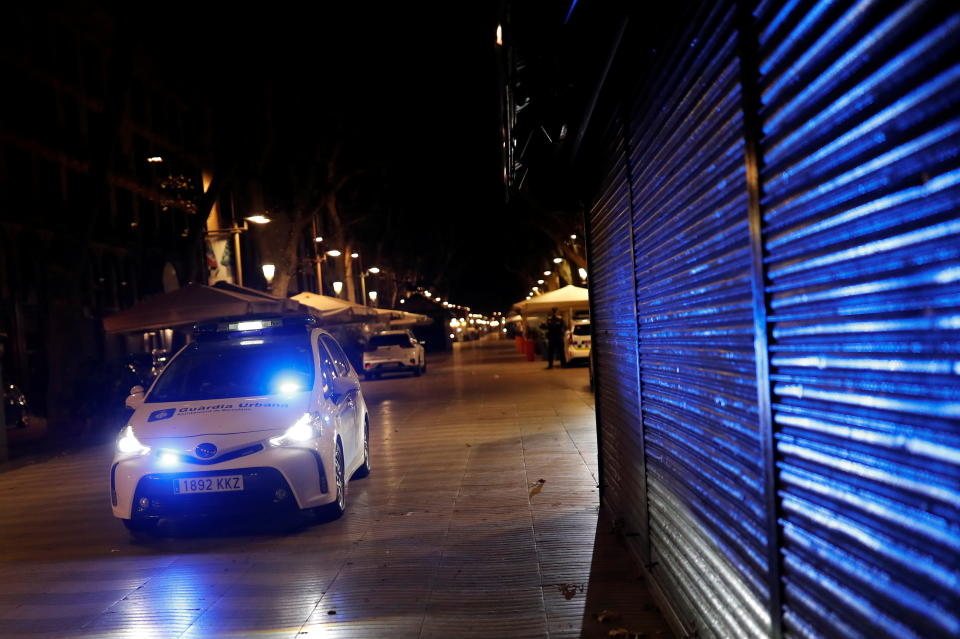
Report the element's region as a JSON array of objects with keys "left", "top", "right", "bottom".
[
  {"left": 232, "top": 231, "right": 243, "bottom": 287},
  {"left": 737, "top": 2, "right": 783, "bottom": 637},
  {"left": 311, "top": 217, "right": 323, "bottom": 294}
]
